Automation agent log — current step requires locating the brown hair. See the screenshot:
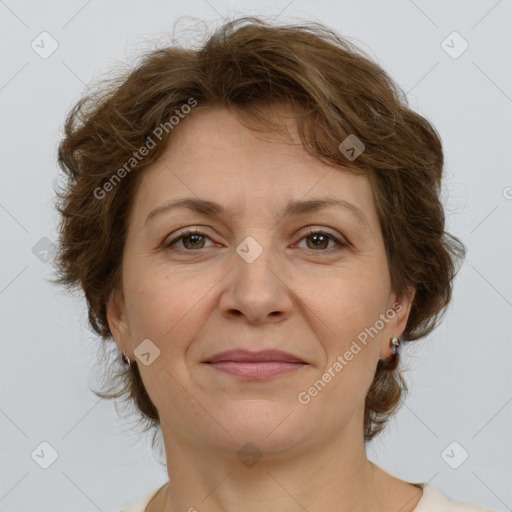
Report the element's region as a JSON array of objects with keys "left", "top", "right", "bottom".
[{"left": 53, "top": 16, "right": 465, "bottom": 450}]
